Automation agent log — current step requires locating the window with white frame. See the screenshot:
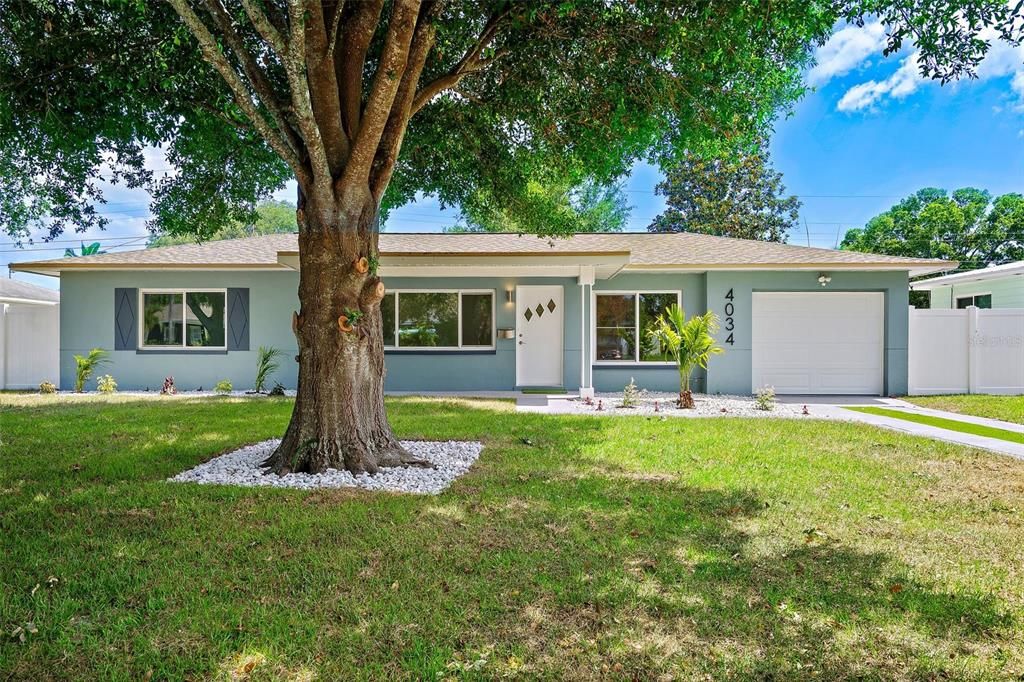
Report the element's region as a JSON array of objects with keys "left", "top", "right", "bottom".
[
  {"left": 380, "top": 290, "right": 494, "bottom": 349},
  {"left": 594, "top": 291, "right": 680, "bottom": 363},
  {"left": 140, "top": 290, "right": 227, "bottom": 349}
]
